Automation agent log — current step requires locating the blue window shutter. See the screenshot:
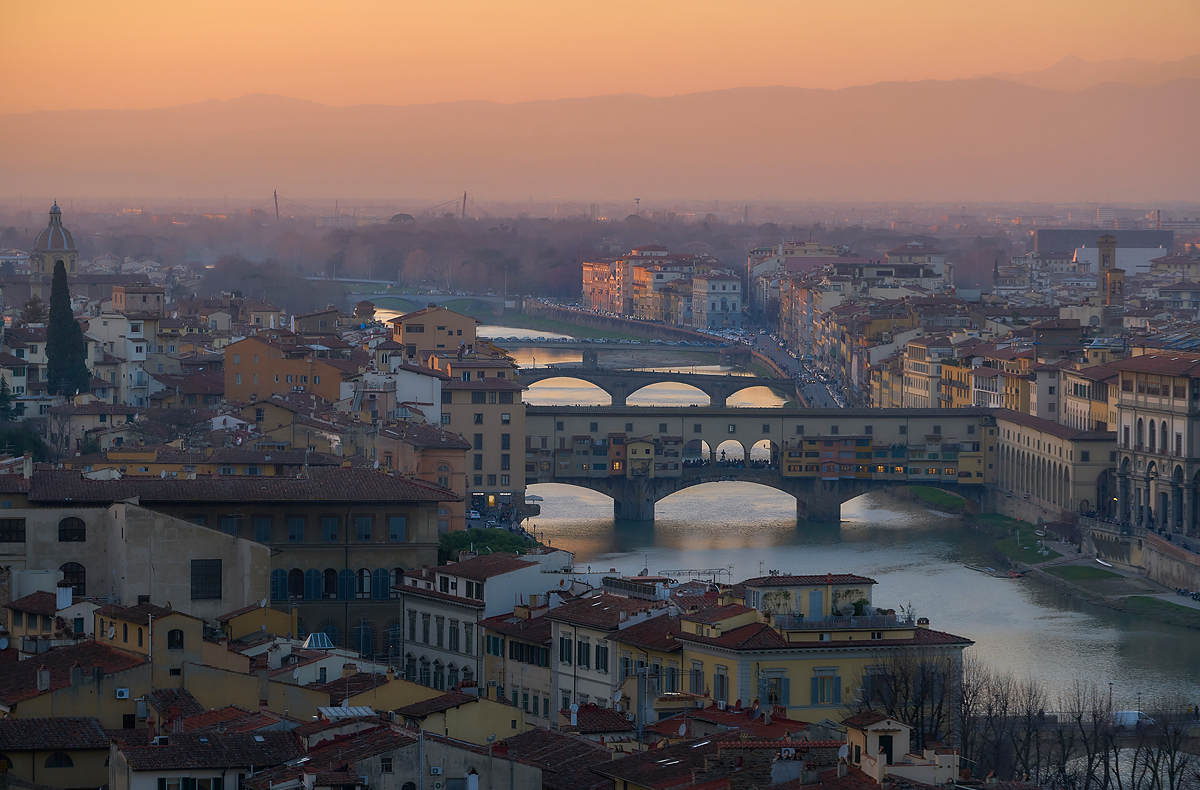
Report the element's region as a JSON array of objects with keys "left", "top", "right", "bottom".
[
  {"left": 371, "top": 569, "right": 389, "bottom": 600},
  {"left": 833, "top": 676, "right": 842, "bottom": 704},
  {"left": 304, "top": 569, "right": 320, "bottom": 600},
  {"left": 270, "top": 569, "right": 286, "bottom": 601},
  {"left": 338, "top": 569, "right": 354, "bottom": 600},
  {"left": 811, "top": 677, "right": 819, "bottom": 705},
  {"left": 782, "top": 678, "right": 790, "bottom": 706}
]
